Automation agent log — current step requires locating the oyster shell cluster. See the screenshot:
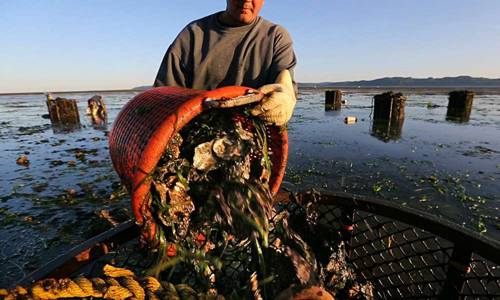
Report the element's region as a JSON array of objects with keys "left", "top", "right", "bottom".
[
  {"left": 144, "top": 109, "right": 372, "bottom": 299},
  {"left": 193, "top": 122, "right": 255, "bottom": 181},
  {"left": 148, "top": 110, "right": 270, "bottom": 245}
]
